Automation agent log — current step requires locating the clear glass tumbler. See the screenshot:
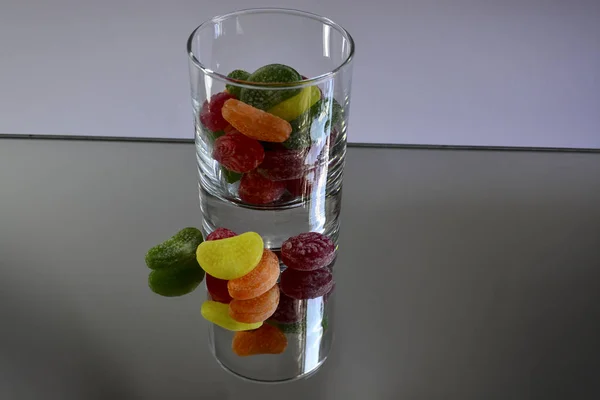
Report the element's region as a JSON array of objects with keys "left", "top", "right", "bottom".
[{"left": 187, "top": 8, "right": 355, "bottom": 250}]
